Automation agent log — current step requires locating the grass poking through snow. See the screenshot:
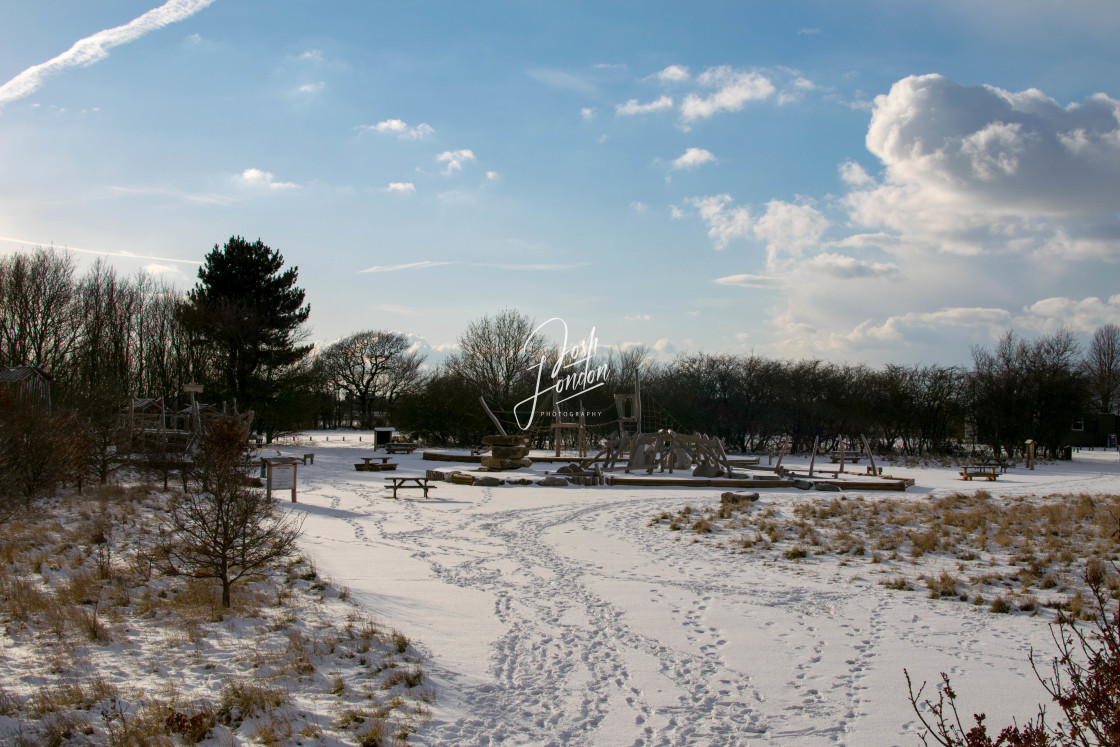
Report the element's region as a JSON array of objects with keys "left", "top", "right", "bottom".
[{"left": 649, "top": 490, "right": 1120, "bottom": 620}]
